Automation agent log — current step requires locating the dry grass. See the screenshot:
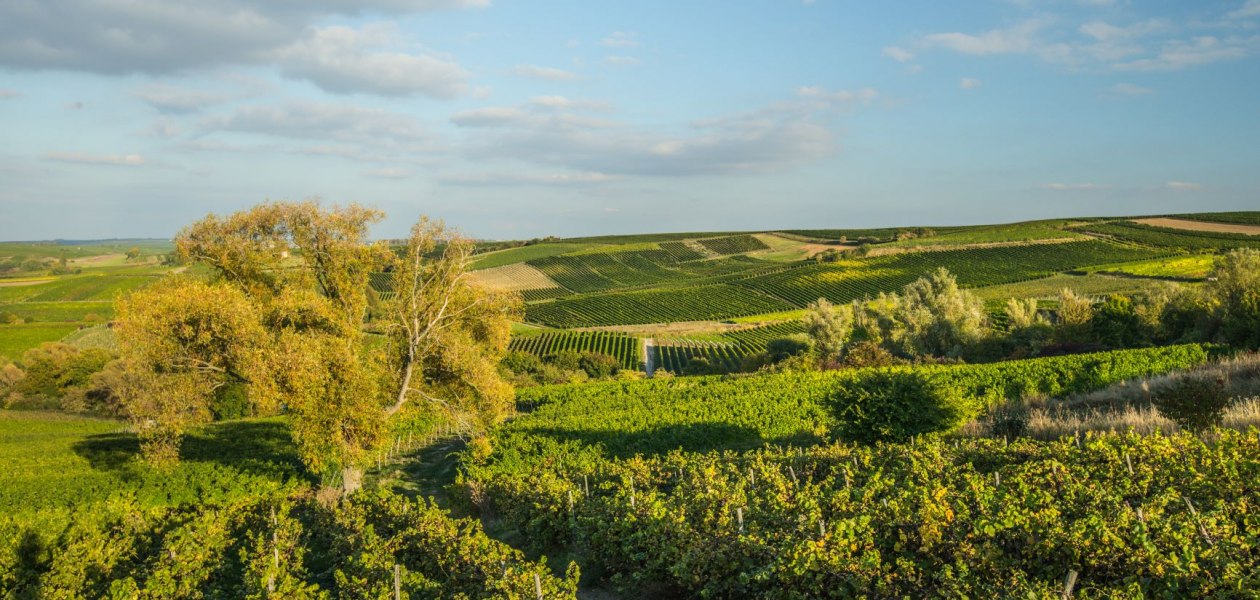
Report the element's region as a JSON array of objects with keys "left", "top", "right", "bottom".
[
  {"left": 962, "top": 352, "right": 1260, "bottom": 440},
  {"left": 466, "top": 262, "right": 563, "bottom": 292}
]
